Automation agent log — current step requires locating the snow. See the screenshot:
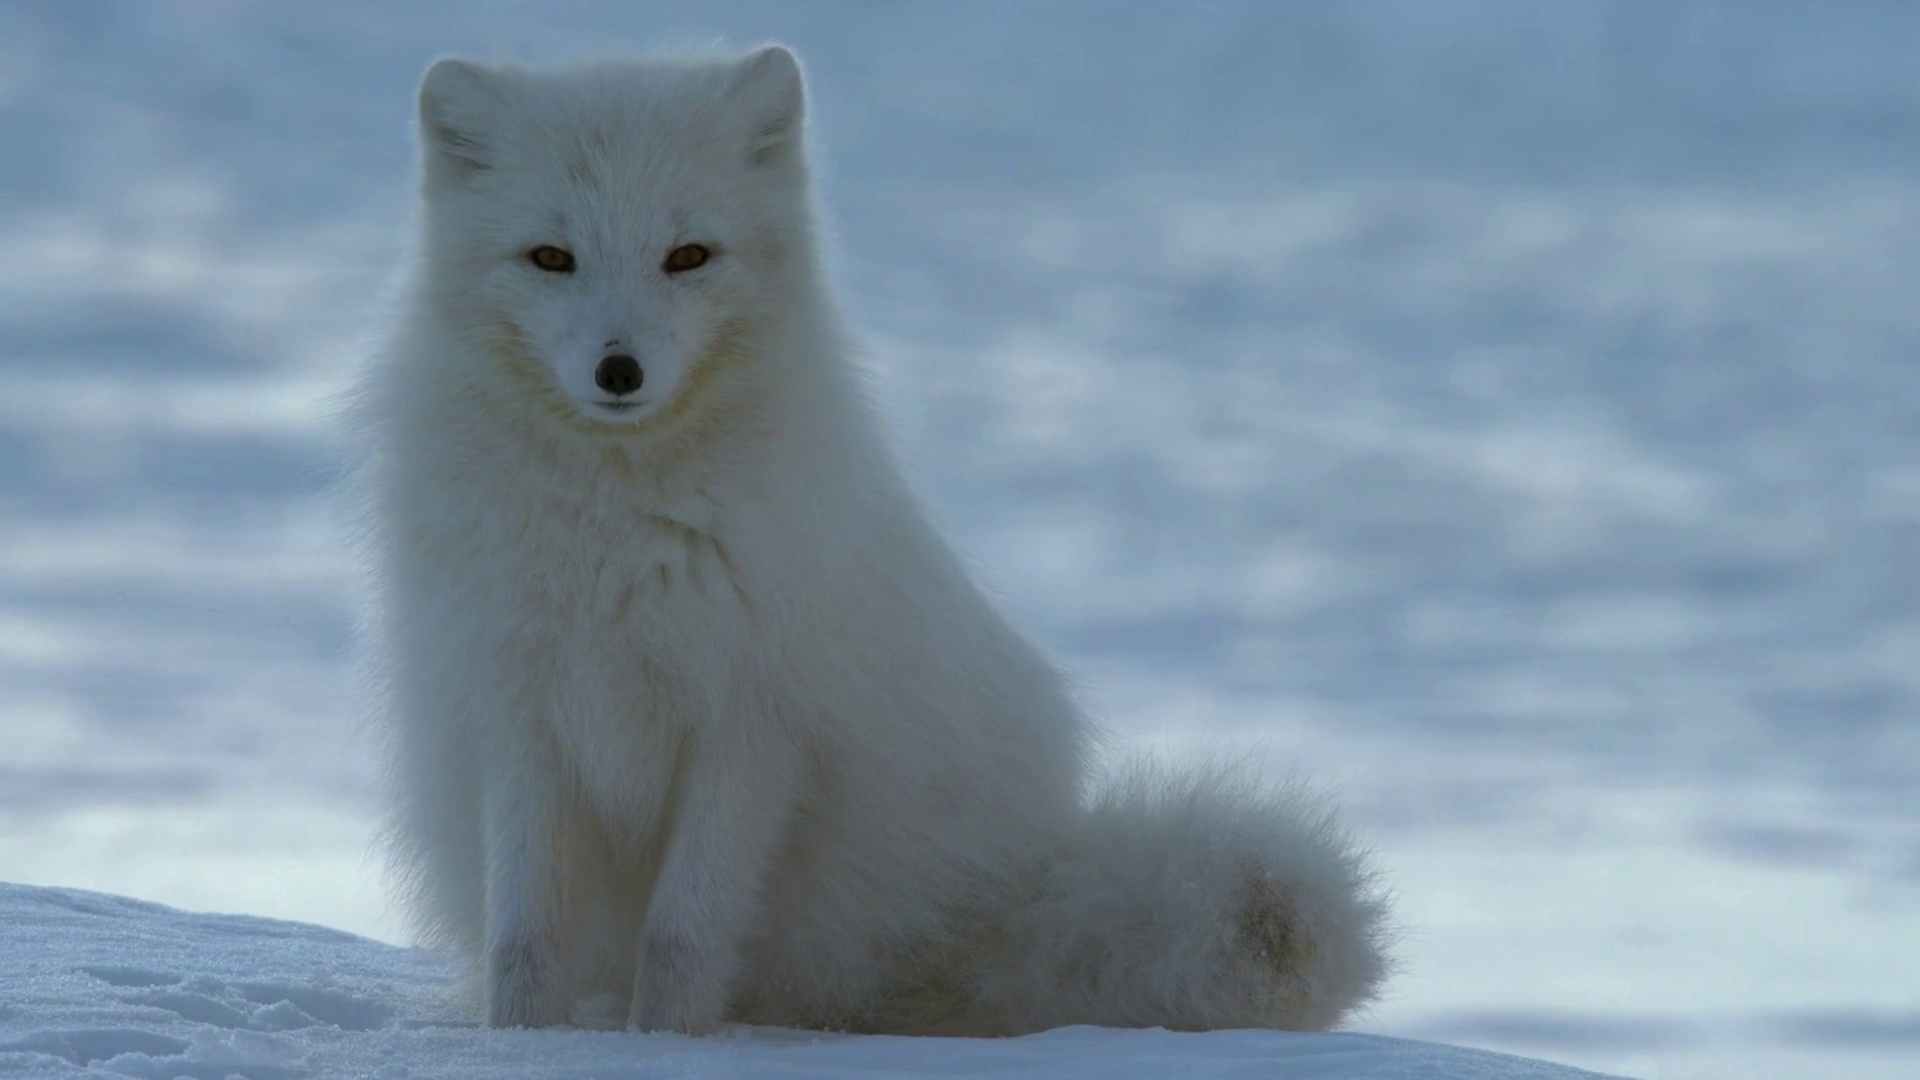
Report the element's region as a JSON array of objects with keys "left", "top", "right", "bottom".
[
  {"left": 2, "top": 3, "right": 1918, "bottom": 1080},
  {"left": 0, "top": 882, "right": 1617, "bottom": 1080}
]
